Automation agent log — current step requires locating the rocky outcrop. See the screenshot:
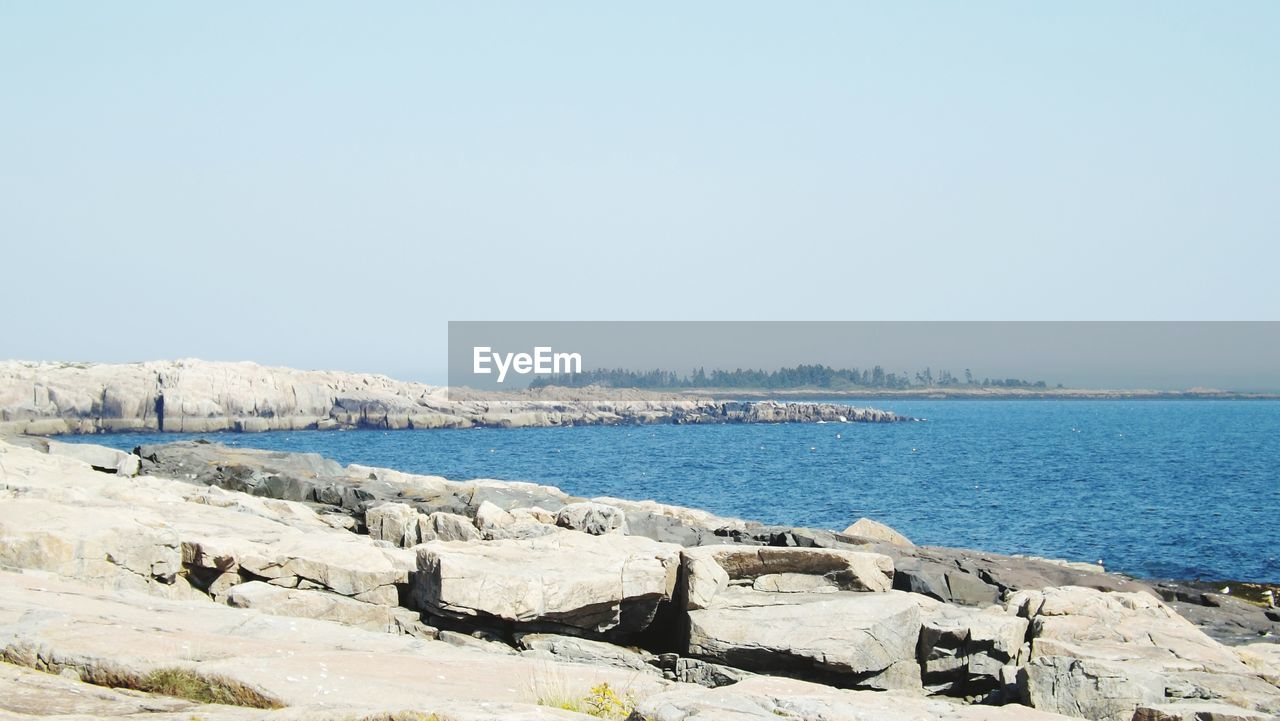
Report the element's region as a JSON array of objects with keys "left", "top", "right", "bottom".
[
  {"left": 0, "top": 359, "right": 908, "bottom": 435},
  {"left": 2, "top": 437, "right": 1277, "bottom": 721},
  {"left": 1010, "top": 586, "right": 1280, "bottom": 721}
]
